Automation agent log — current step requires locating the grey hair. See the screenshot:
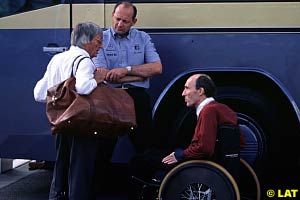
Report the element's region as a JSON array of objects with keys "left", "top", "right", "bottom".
[{"left": 70, "top": 22, "right": 102, "bottom": 48}]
